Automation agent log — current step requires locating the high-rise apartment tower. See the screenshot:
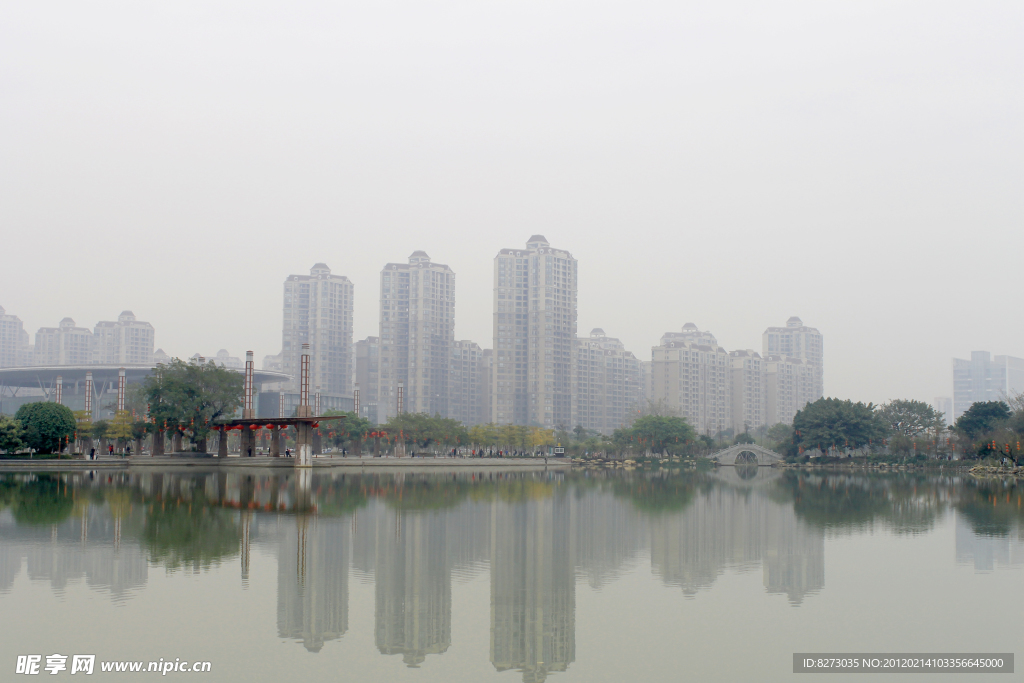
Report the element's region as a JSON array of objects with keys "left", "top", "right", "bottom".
[
  {"left": 762, "top": 317, "right": 823, "bottom": 401},
  {"left": 491, "top": 236, "right": 577, "bottom": 428},
  {"left": 93, "top": 311, "right": 155, "bottom": 364},
  {"left": 651, "top": 324, "right": 731, "bottom": 436},
  {"left": 573, "top": 329, "right": 641, "bottom": 435},
  {"left": 355, "top": 336, "right": 380, "bottom": 423},
  {"left": 281, "top": 264, "right": 354, "bottom": 398},
  {"left": 0, "top": 306, "right": 30, "bottom": 368},
  {"left": 952, "top": 351, "right": 1024, "bottom": 420},
  {"left": 377, "top": 252, "right": 455, "bottom": 421}
]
